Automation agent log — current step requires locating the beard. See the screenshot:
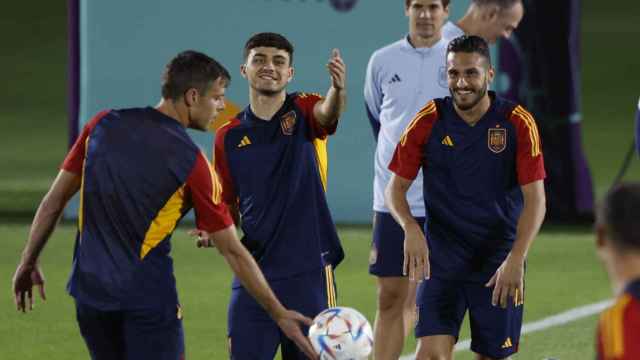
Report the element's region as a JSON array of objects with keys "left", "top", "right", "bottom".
[
  {"left": 450, "top": 82, "right": 488, "bottom": 111},
  {"left": 251, "top": 78, "right": 287, "bottom": 97}
]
